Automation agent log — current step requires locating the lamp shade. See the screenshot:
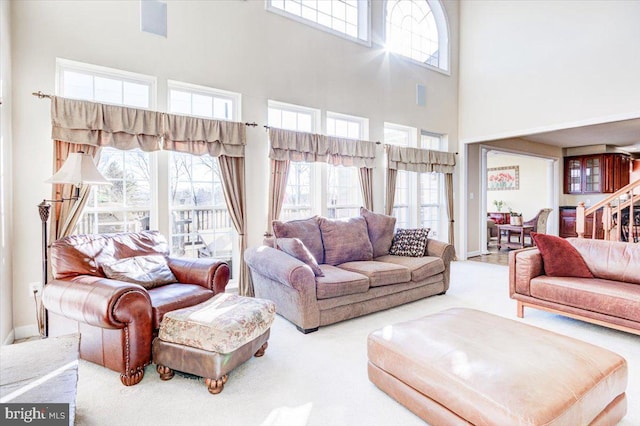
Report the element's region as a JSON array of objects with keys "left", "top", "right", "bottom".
[{"left": 45, "top": 152, "right": 111, "bottom": 186}]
